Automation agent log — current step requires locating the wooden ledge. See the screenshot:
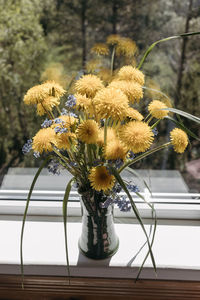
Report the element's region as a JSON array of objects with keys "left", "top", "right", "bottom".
[{"left": 0, "top": 275, "right": 200, "bottom": 299}]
